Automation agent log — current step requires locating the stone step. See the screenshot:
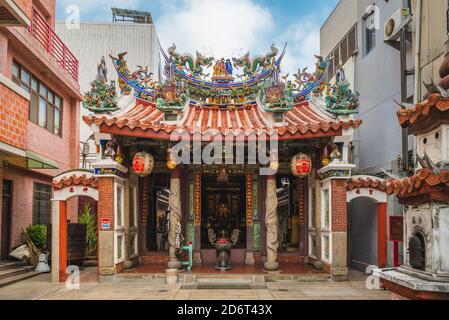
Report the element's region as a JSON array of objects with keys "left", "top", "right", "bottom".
[
  {"left": 0, "top": 271, "right": 40, "bottom": 288},
  {"left": 0, "top": 266, "right": 33, "bottom": 280},
  {"left": 182, "top": 274, "right": 266, "bottom": 290},
  {"left": 0, "top": 262, "right": 18, "bottom": 271},
  {"left": 196, "top": 278, "right": 254, "bottom": 290}
]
